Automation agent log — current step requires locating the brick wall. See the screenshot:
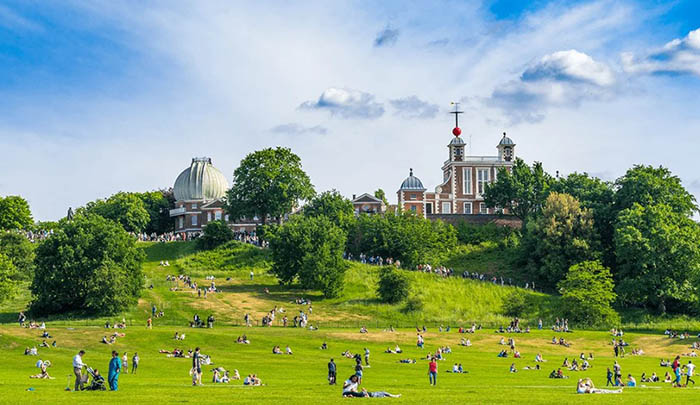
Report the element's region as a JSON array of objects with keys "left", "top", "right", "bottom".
[{"left": 426, "top": 213, "right": 522, "bottom": 228}]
